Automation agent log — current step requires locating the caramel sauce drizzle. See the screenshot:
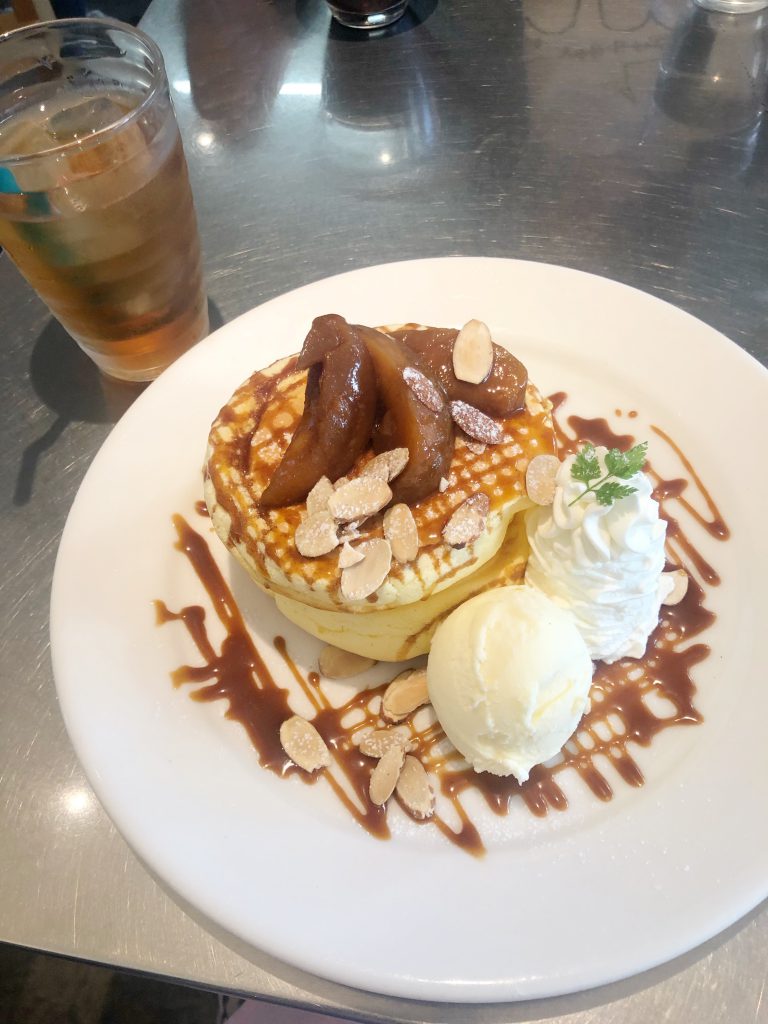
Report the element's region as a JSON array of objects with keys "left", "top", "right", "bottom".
[
  {"left": 160, "top": 394, "right": 727, "bottom": 856},
  {"left": 156, "top": 519, "right": 388, "bottom": 840}
]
